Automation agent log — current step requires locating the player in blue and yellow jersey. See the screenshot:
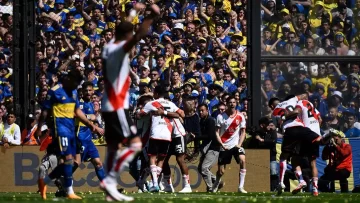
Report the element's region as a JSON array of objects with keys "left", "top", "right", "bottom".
[
  {"left": 76, "top": 82, "right": 105, "bottom": 181},
  {"left": 36, "top": 70, "right": 103, "bottom": 200}
]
